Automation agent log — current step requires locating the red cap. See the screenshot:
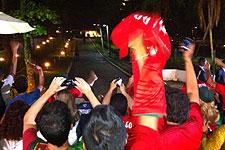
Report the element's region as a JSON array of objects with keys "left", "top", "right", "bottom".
[{"left": 111, "top": 12, "right": 171, "bottom": 58}]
